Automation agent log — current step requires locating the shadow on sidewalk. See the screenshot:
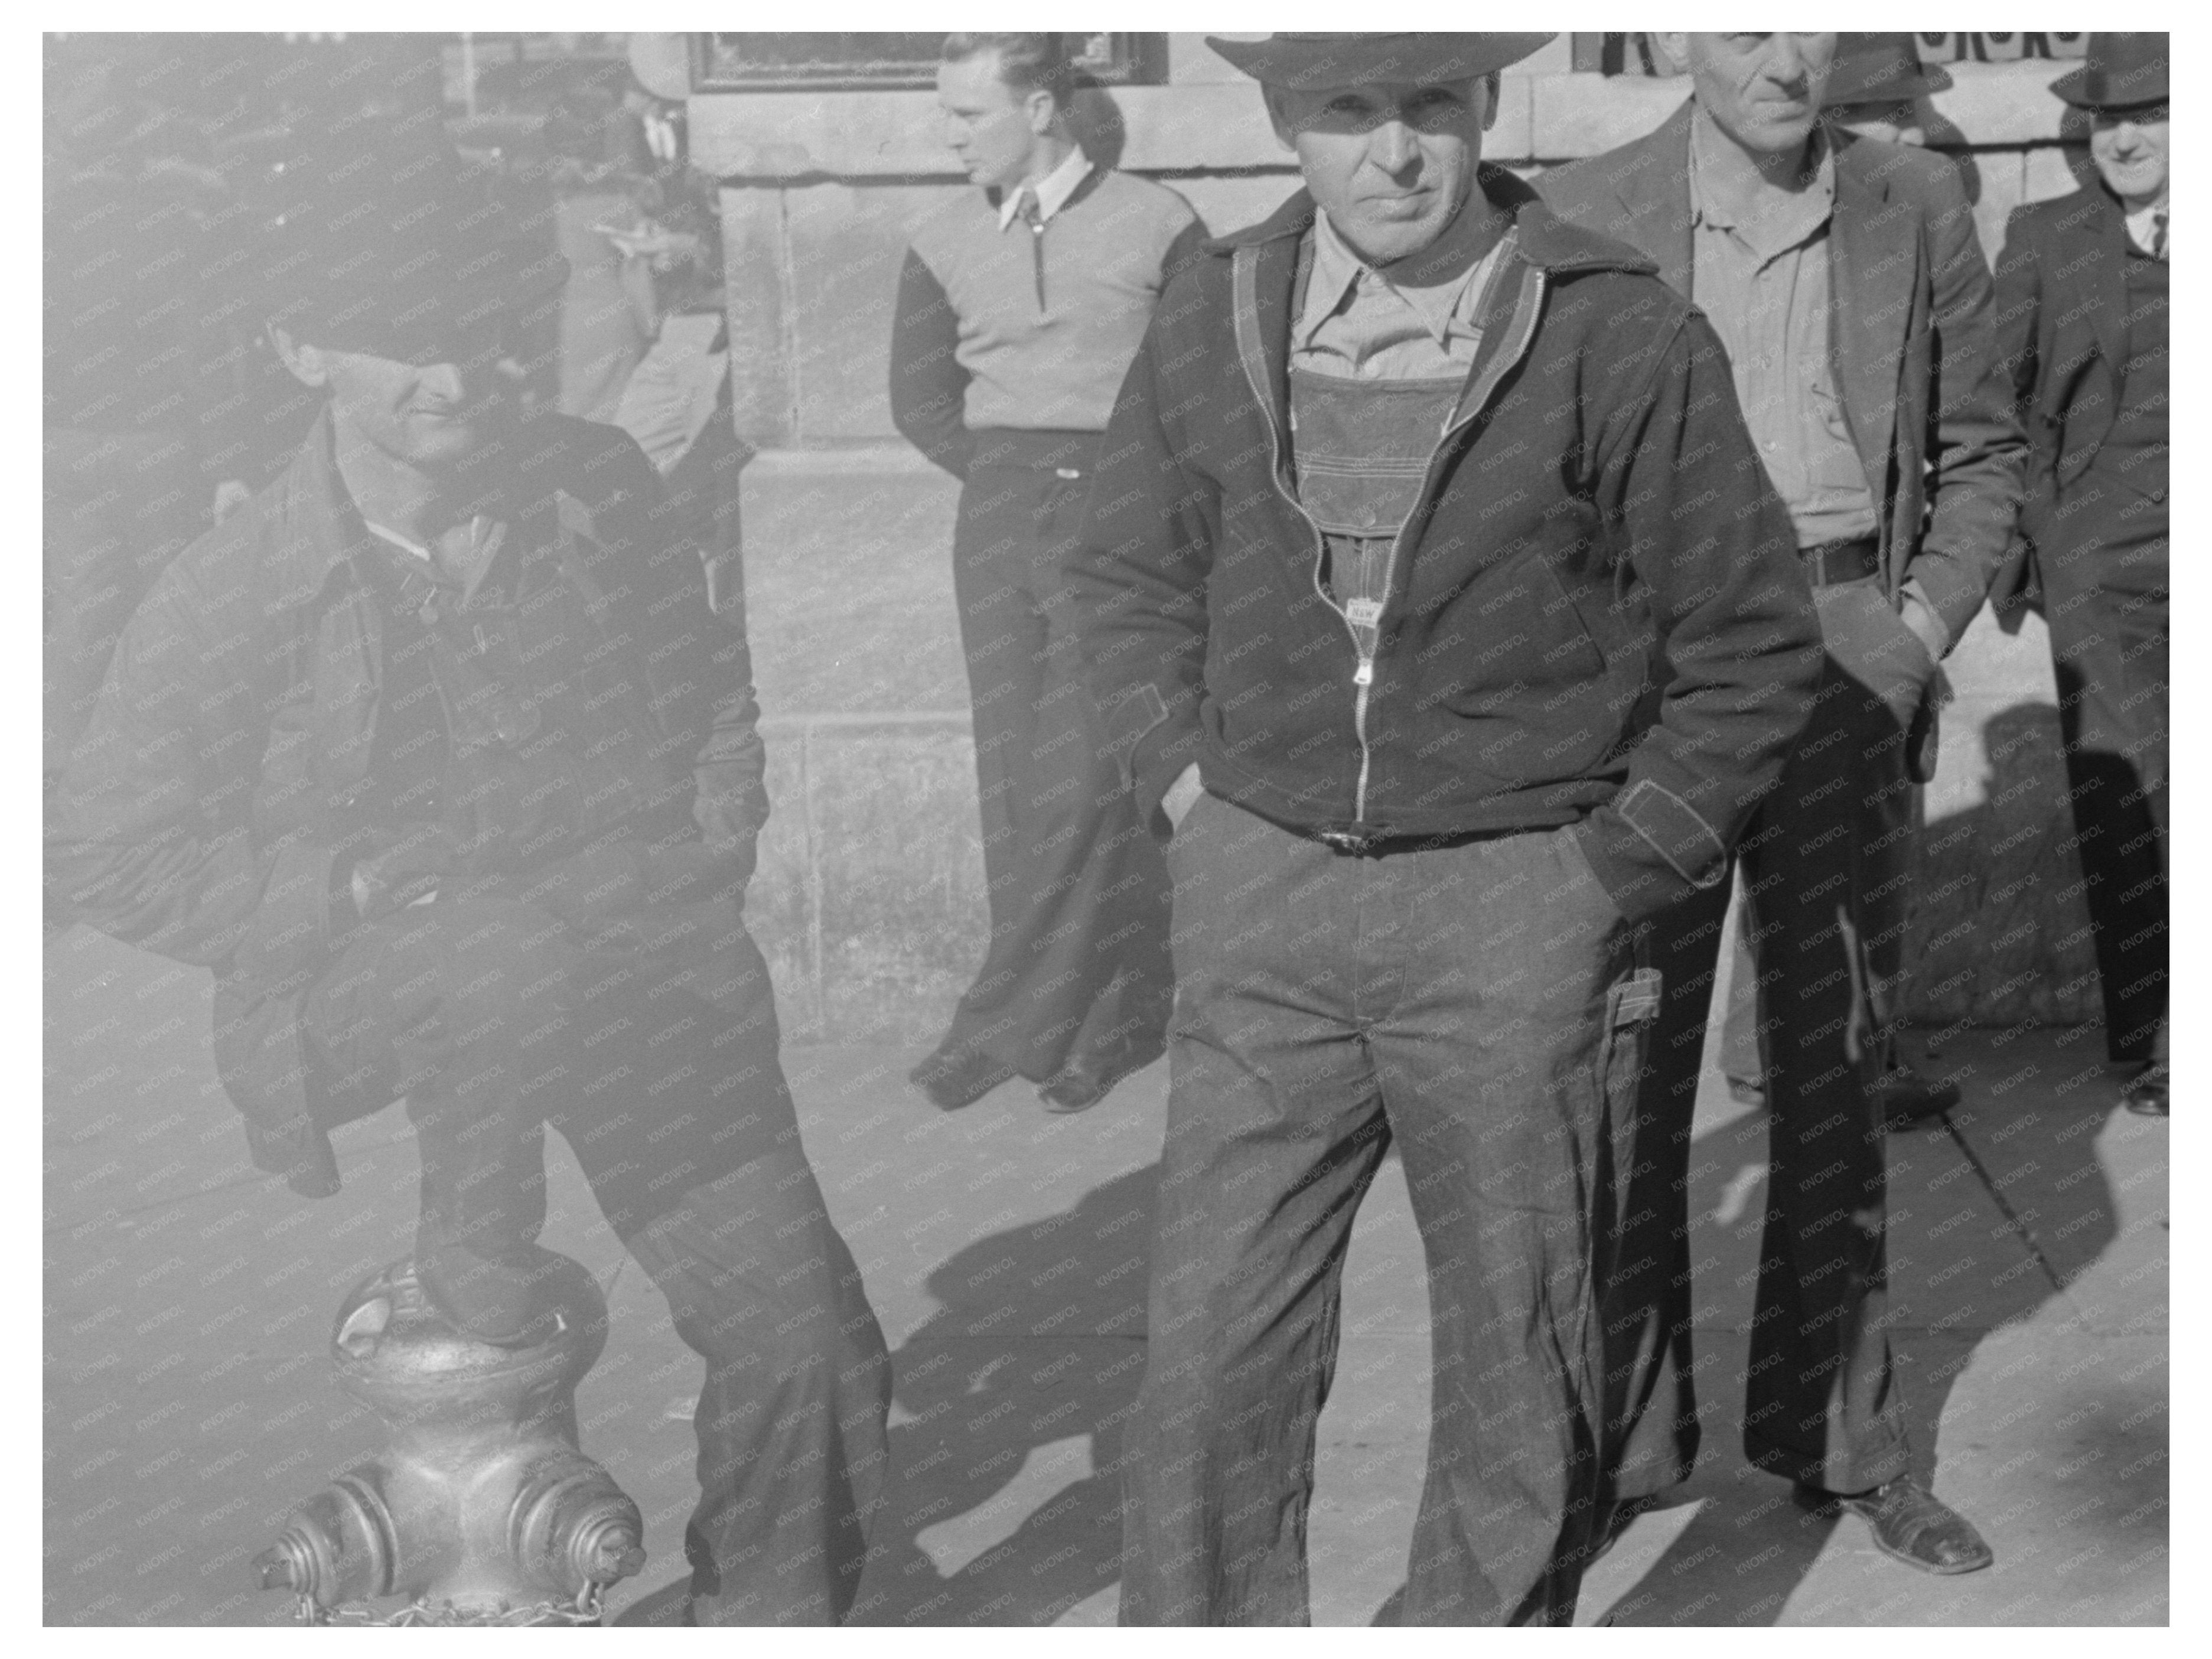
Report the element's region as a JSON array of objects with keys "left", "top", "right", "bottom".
[
  {"left": 1592, "top": 1018, "right": 2128, "bottom": 1625},
  {"left": 854, "top": 1163, "right": 1159, "bottom": 1625}
]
